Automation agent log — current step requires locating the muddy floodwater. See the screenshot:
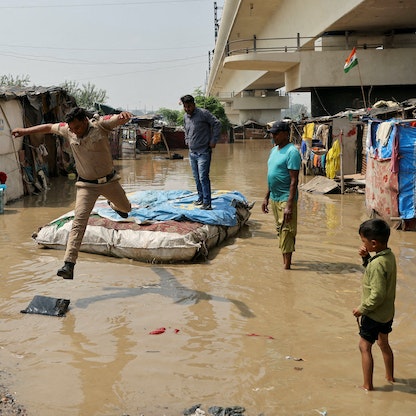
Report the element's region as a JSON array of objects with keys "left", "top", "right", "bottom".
[{"left": 1, "top": 140, "right": 416, "bottom": 416}]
